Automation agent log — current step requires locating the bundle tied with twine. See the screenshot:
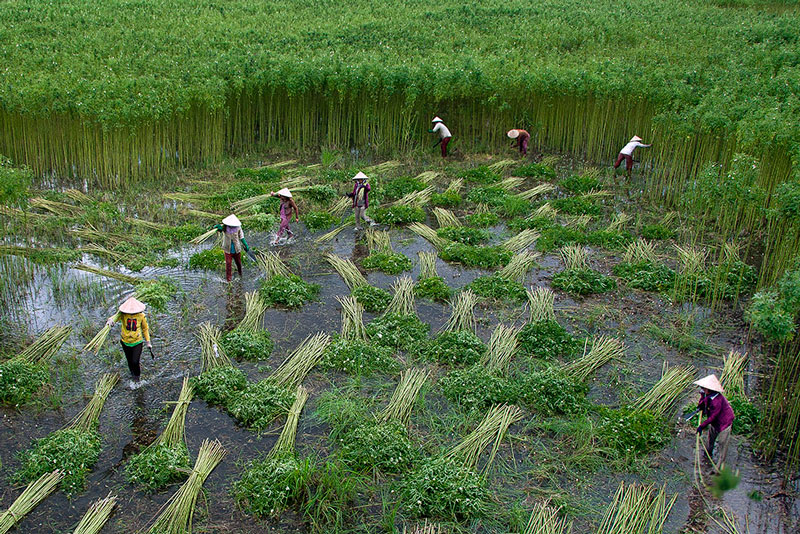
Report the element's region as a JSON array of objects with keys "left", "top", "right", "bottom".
[
  {"left": 152, "top": 377, "right": 193, "bottom": 450},
  {"left": 0, "top": 470, "right": 63, "bottom": 534},
  {"left": 378, "top": 368, "right": 430, "bottom": 427},
  {"left": 443, "top": 290, "right": 478, "bottom": 333},
  {"left": 366, "top": 229, "right": 392, "bottom": 252},
  {"left": 445, "top": 404, "right": 523, "bottom": 473},
  {"left": 68, "top": 373, "right": 119, "bottom": 432},
  {"left": 72, "top": 493, "right": 117, "bottom": 534},
  {"left": 563, "top": 336, "right": 624, "bottom": 382}
]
